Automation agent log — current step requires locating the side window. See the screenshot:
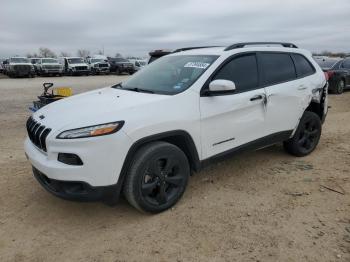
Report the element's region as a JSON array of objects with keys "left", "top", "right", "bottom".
[
  {"left": 292, "top": 54, "right": 315, "bottom": 77},
  {"left": 342, "top": 59, "right": 350, "bottom": 69},
  {"left": 259, "top": 53, "right": 296, "bottom": 86},
  {"left": 213, "top": 54, "right": 258, "bottom": 92}
]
